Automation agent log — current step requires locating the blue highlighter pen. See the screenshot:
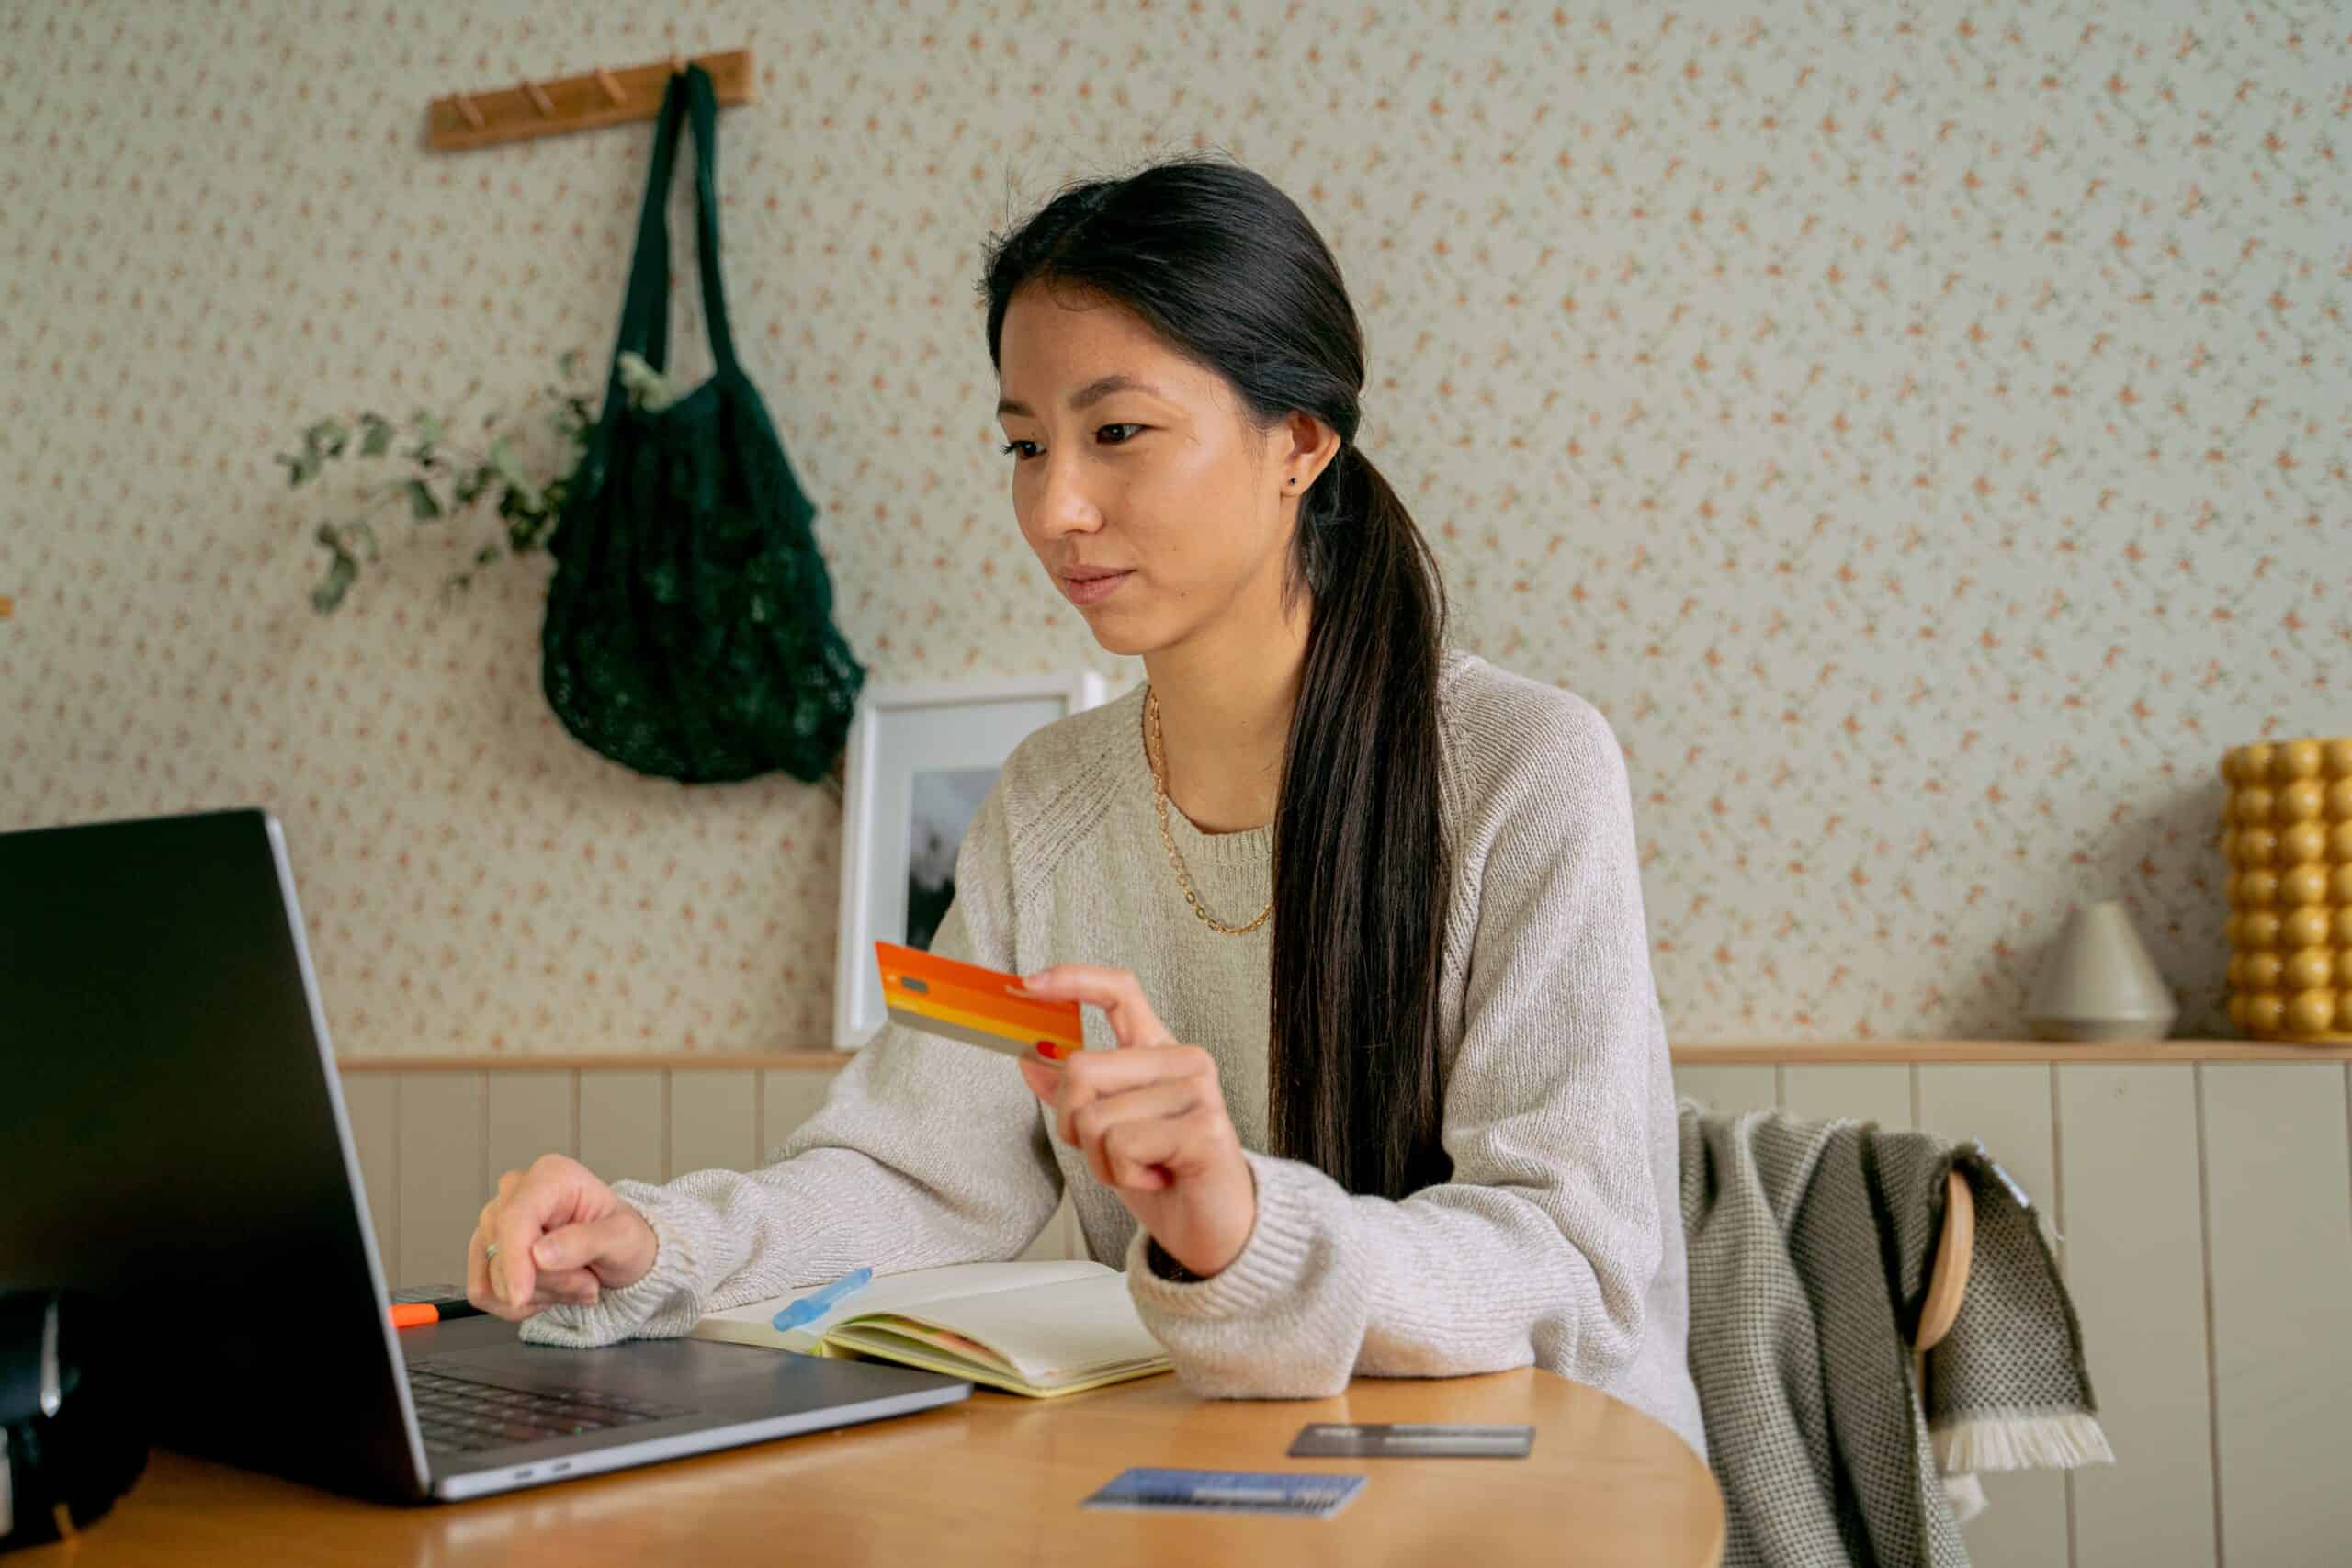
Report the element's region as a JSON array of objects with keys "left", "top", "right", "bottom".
[{"left": 772, "top": 1267, "right": 875, "bottom": 1332}]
